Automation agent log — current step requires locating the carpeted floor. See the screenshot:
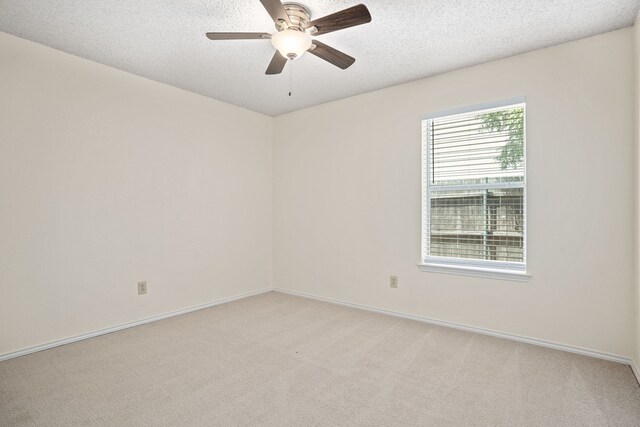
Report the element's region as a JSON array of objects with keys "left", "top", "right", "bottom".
[{"left": 1, "top": 291, "right": 639, "bottom": 426}]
